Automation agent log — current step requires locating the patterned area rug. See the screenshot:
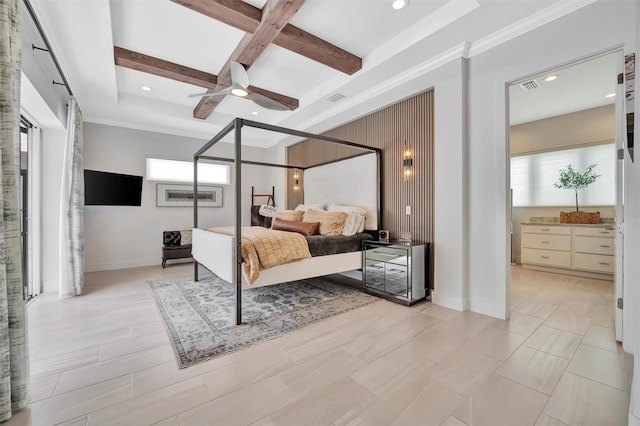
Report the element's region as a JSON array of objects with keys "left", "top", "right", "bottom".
[{"left": 149, "top": 274, "right": 378, "bottom": 368}]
